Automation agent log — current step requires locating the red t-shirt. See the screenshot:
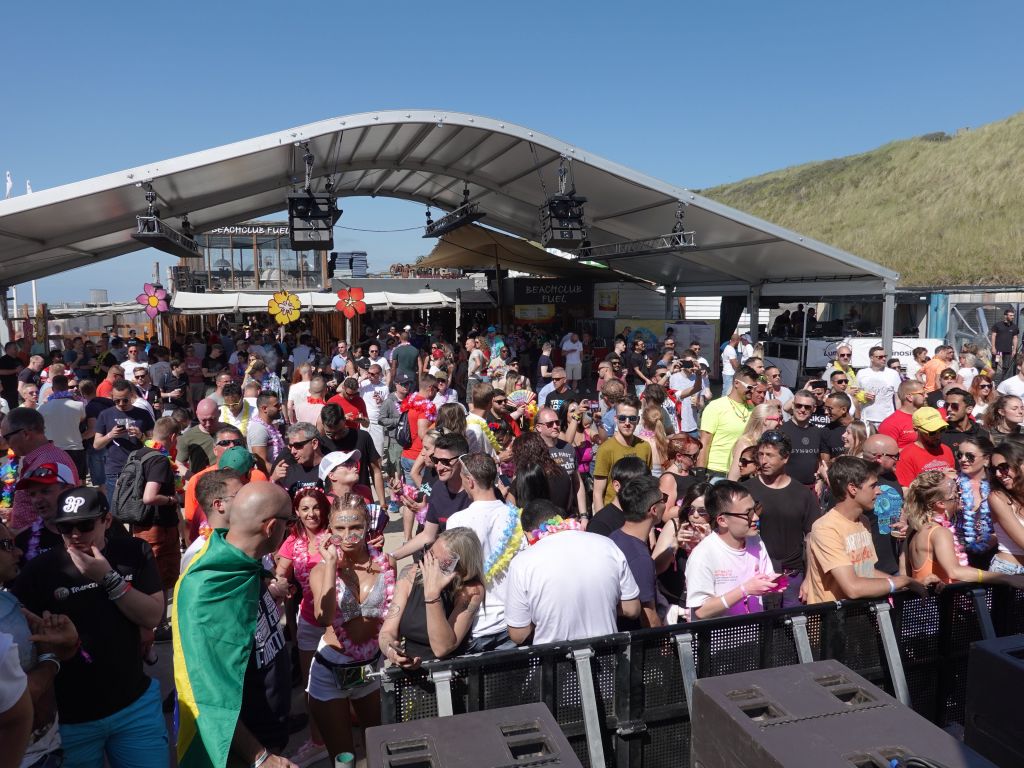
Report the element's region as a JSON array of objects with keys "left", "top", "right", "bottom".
[
  {"left": 878, "top": 410, "right": 917, "bottom": 449},
  {"left": 327, "top": 393, "right": 367, "bottom": 430},
  {"left": 400, "top": 393, "right": 437, "bottom": 460},
  {"left": 895, "top": 442, "right": 955, "bottom": 487}
]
